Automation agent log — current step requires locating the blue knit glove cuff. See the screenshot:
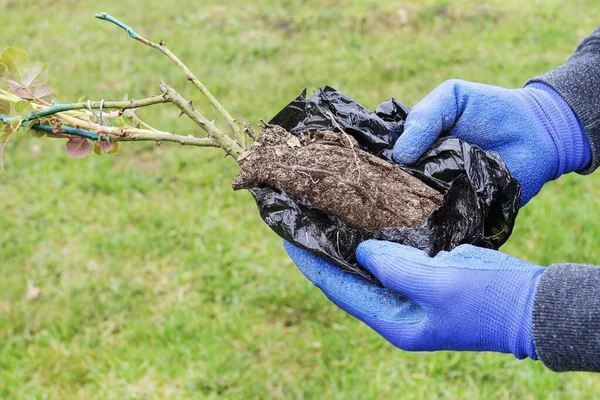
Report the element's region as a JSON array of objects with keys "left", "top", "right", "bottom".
[{"left": 522, "top": 82, "right": 591, "bottom": 178}]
